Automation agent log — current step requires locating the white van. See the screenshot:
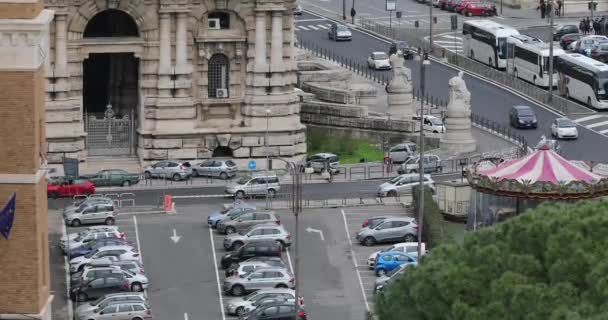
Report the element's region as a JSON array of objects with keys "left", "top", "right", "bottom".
[{"left": 225, "top": 175, "right": 280, "bottom": 198}]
